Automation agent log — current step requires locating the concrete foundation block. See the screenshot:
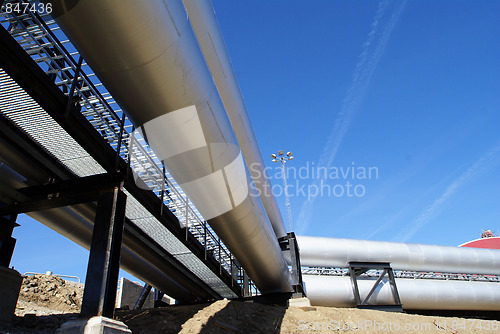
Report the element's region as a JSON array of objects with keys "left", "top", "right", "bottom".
[
  {"left": 116, "top": 277, "right": 154, "bottom": 309},
  {"left": 56, "top": 316, "right": 131, "bottom": 334},
  {"left": 288, "top": 297, "right": 312, "bottom": 307},
  {"left": 0, "top": 266, "right": 22, "bottom": 322}
]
